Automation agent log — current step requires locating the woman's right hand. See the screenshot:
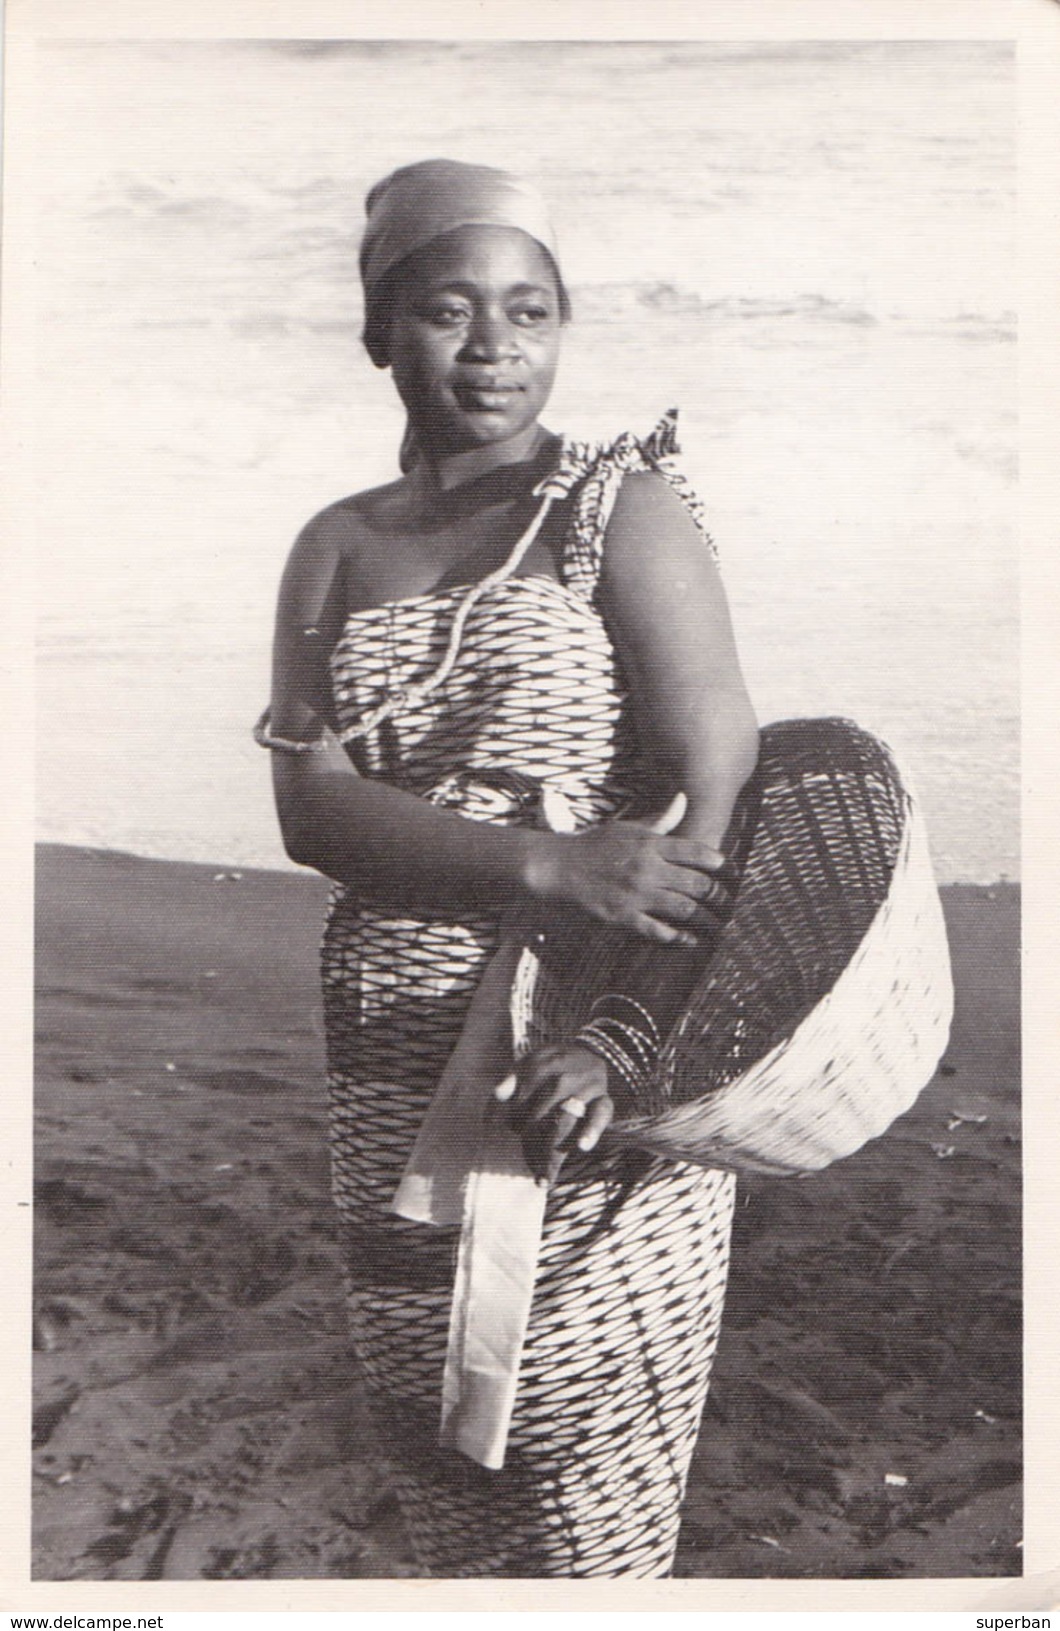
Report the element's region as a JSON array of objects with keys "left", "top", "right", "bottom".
[{"left": 524, "top": 802, "right": 730, "bottom": 946}]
